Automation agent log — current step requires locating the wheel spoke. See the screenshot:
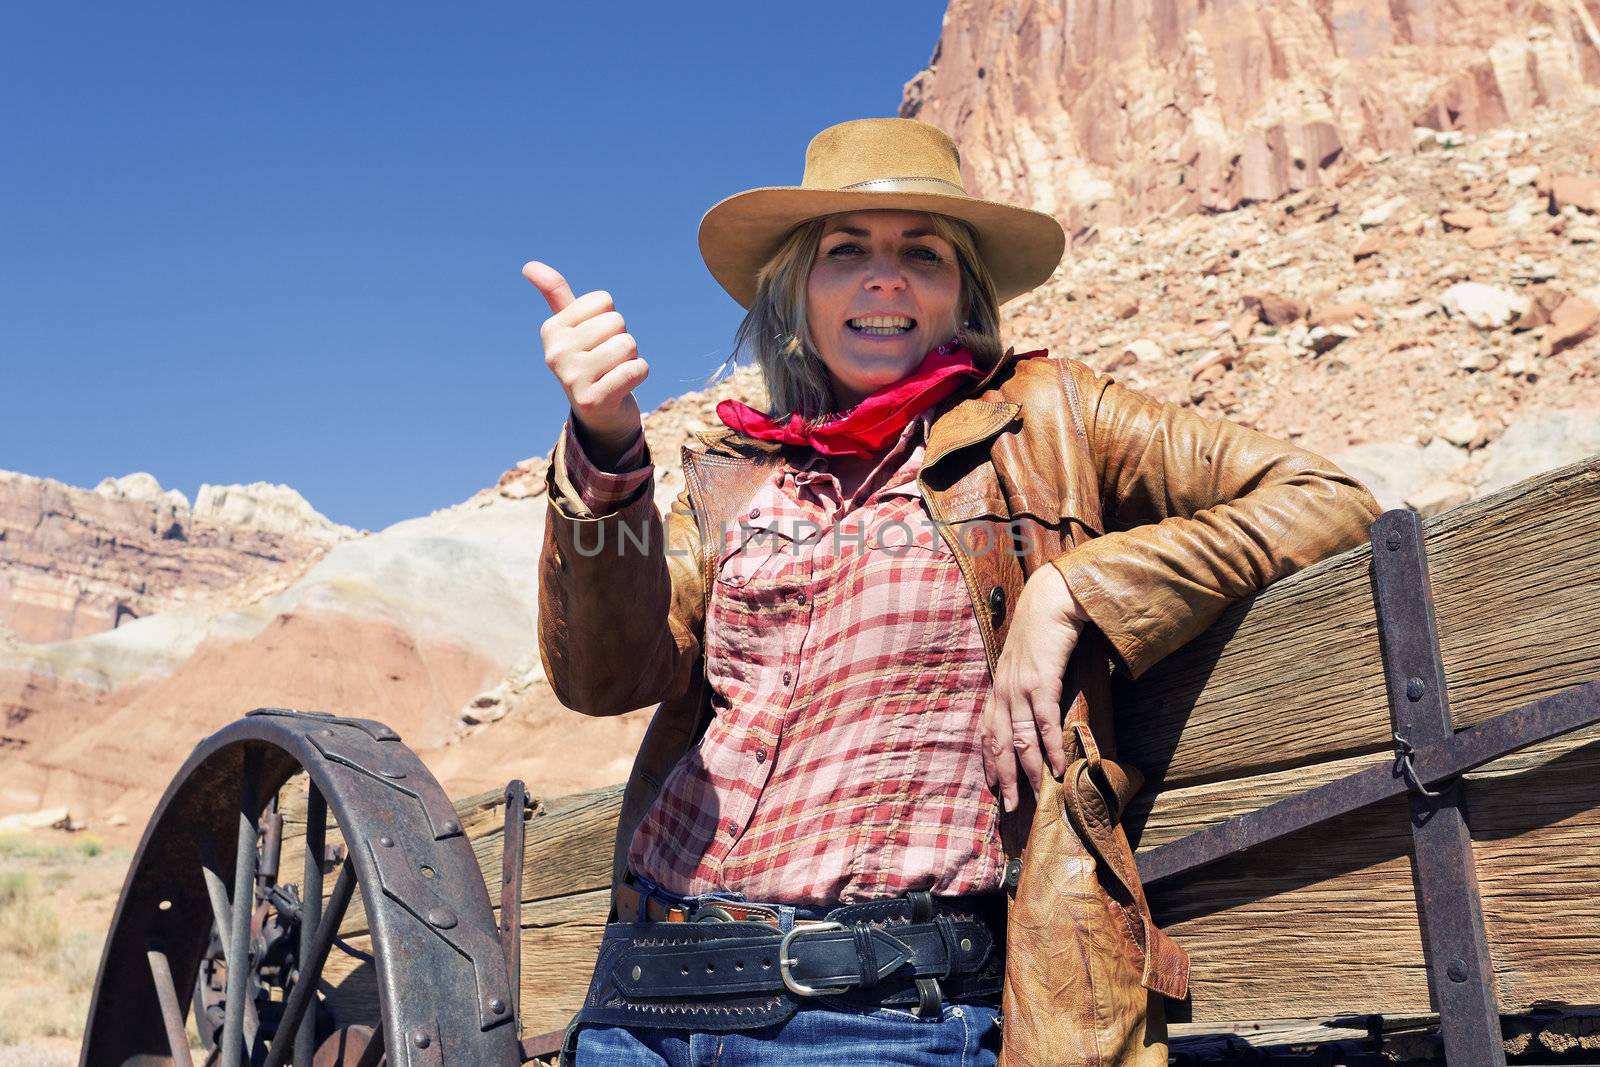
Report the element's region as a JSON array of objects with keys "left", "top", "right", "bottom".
[
  {"left": 199, "top": 844, "right": 262, "bottom": 1049},
  {"left": 263, "top": 861, "right": 355, "bottom": 1067},
  {"left": 221, "top": 747, "right": 261, "bottom": 1067},
  {"left": 145, "top": 941, "right": 197, "bottom": 1067},
  {"left": 295, "top": 780, "right": 327, "bottom": 1067}
]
